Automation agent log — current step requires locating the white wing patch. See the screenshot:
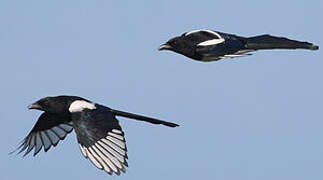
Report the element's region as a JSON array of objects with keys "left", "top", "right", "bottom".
[
  {"left": 69, "top": 100, "right": 96, "bottom": 113},
  {"left": 112, "top": 129, "right": 122, "bottom": 134},
  {"left": 185, "top": 29, "right": 223, "bottom": 39},
  {"left": 78, "top": 129, "right": 127, "bottom": 175},
  {"left": 223, "top": 54, "right": 251, "bottom": 58},
  {"left": 79, "top": 144, "right": 88, "bottom": 157},
  {"left": 197, "top": 39, "right": 225, "bottom": 46},
  {"left": 221, "top": 50, "right": 254, "bottom": 59},
  {"left": 16, "top": 123, "right": 73, "bottom": 156},
  {"left": 185, "top": 29, "right": 225, "bottom": 47}
]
